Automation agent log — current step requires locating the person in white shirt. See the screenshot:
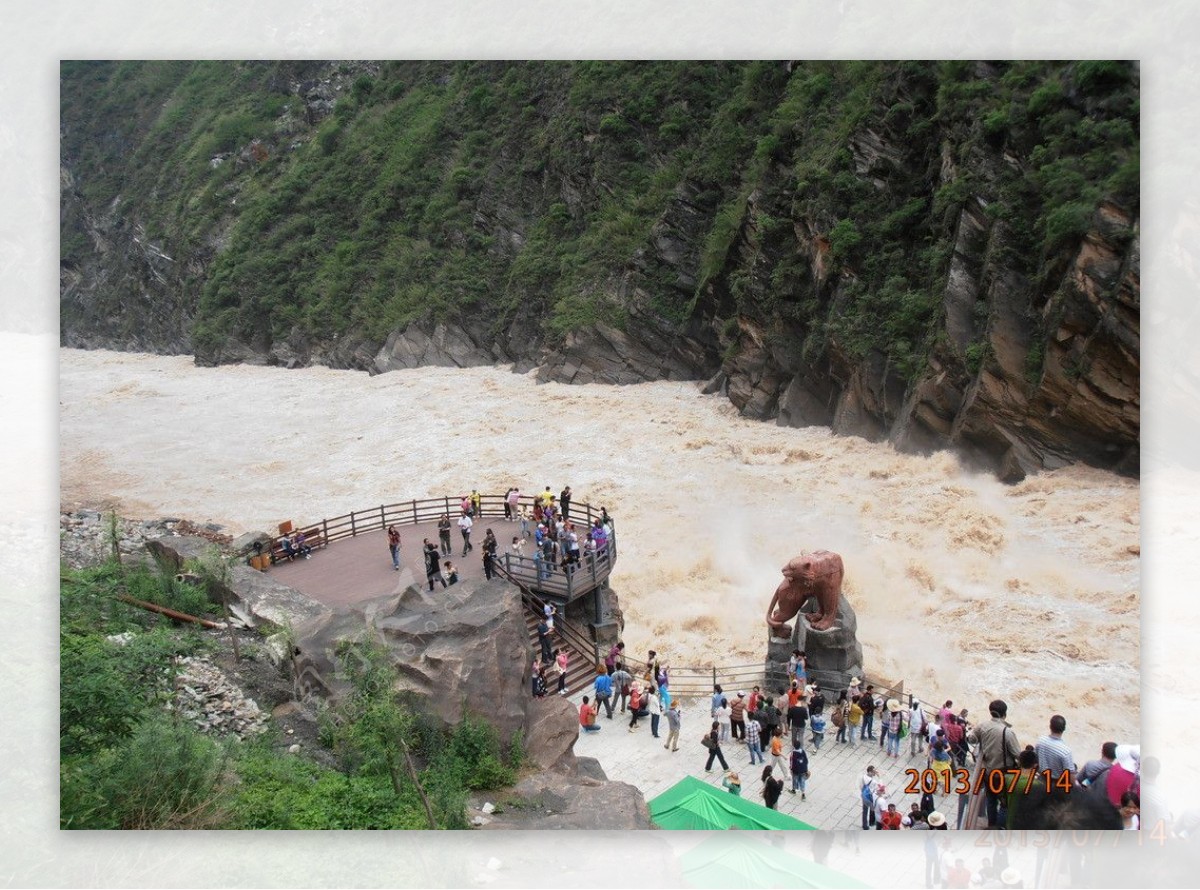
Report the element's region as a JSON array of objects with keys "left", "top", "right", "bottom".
[
  {"left": 910, "top": 698, "right": 928, "bottom": 755},
  {"left": 647, "top": 686, "right": 664, "bottom": 738},
  {"left": 457, "top": 513, "right": 474, "bottom": 555},
  {"left": 859, "top": 765, "right": 878, "bottom": 830},
  {"left": 873, "top": 784, "right": 891, "bottom": 829},
  {"left": 716, "top": 698, "right": 733, "bottom": 742}
]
